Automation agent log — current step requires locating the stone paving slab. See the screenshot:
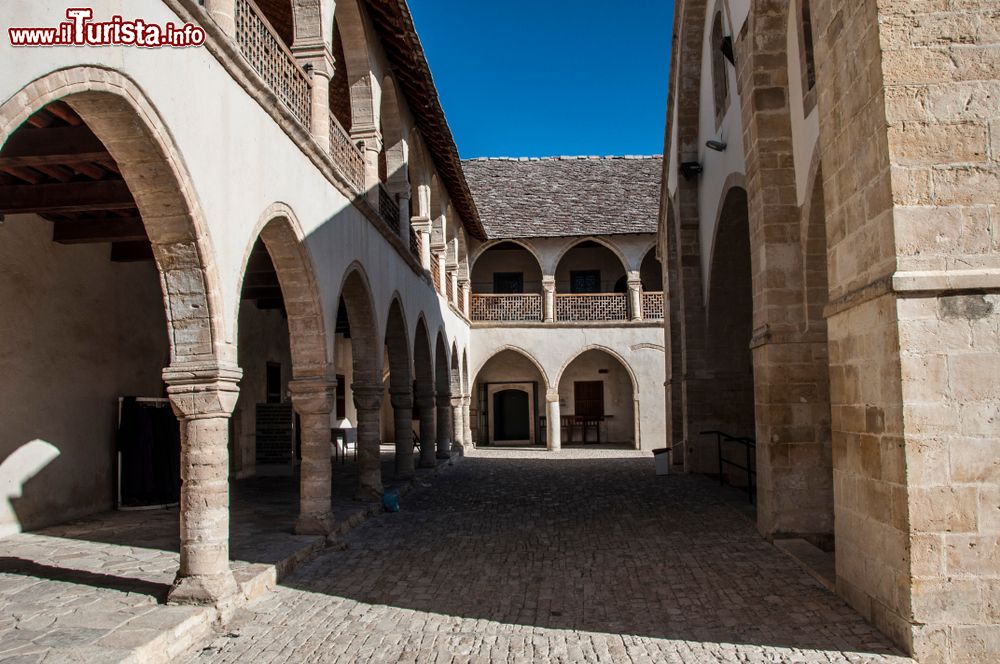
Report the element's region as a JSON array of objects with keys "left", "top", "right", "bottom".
[
  {"left": 183, "top": 448, "right": 914, "bottom": 664},
  {"left": 0, "top": 448, "right": 452, "bottom": 664}
]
